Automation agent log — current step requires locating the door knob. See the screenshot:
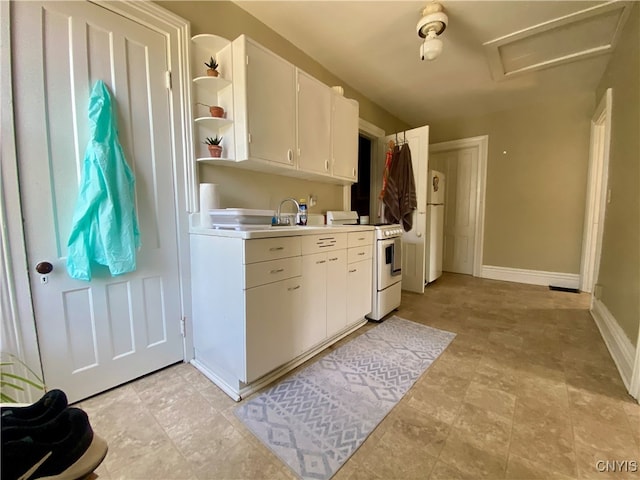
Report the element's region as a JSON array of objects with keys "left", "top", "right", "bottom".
[{"left": 35, "top": 262, "right": 53, "bottom": 274}]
